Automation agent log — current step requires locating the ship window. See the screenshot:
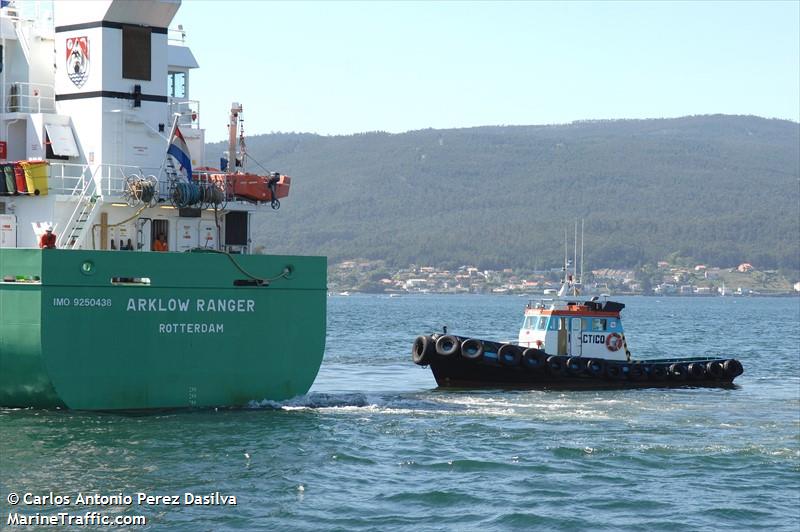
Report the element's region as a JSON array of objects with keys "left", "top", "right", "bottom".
[
  {"left": 537, "top": 317, "right": 547, "bottom": 330},
  {"left": 168, "top": 72, "right": 186, "bottom": 98},
  {"left": 592, "top": 318, "right": 607, "bottom": 331},
  {"left": 548, "top": 318, "right": 558, "bottom": 330},
  {"left": 122, "top": 25, "right": 152, "bottom": 81}
]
